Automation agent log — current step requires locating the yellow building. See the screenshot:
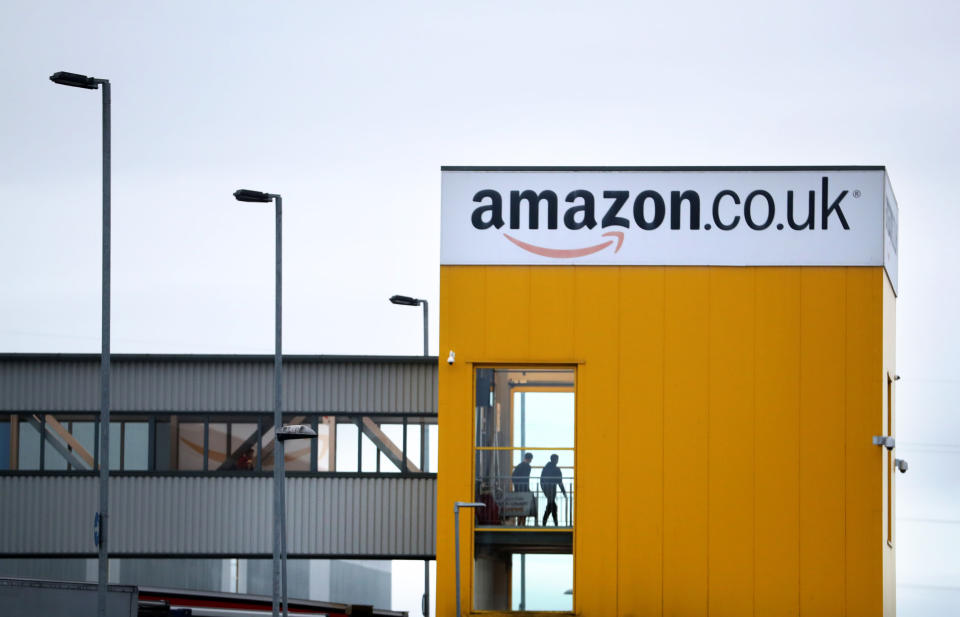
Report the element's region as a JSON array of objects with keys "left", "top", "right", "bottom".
[{"left": 436, "top": 167, "right": 899, "bottom": 616}]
